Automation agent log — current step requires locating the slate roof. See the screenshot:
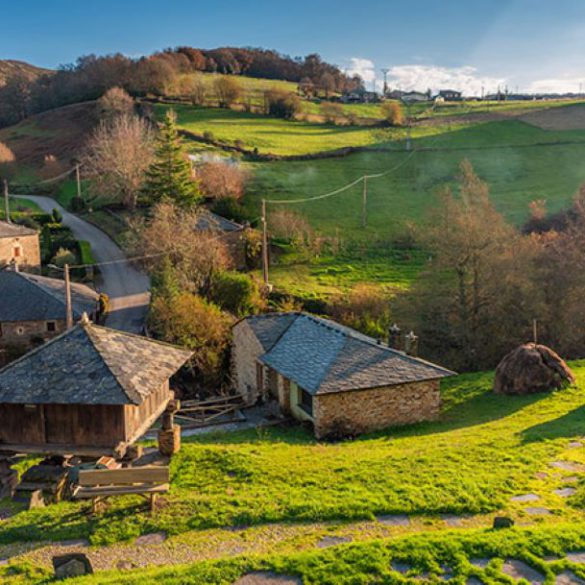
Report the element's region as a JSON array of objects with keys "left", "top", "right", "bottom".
[
  {"left": 194, "top": 211, "right": 244, "bottom": 233},
  {"left": 0, "top": 221, "right": 37, "bottom": 238},
  {"left": 242, "top": 313, "right": 455, "bottom": 395},
  {"left": 0, "top": 319, "right": 193, "bottom": 405},
  {"left": 0, "top": 270, "right": 99, "bottom": 322}
]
